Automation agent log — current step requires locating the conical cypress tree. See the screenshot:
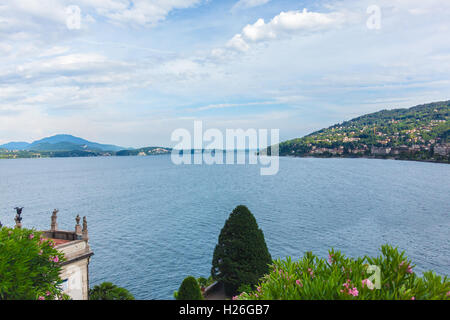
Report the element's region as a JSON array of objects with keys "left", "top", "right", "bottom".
[{"left": 211, "top": 205, "right": 272, "bottom": 296}]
